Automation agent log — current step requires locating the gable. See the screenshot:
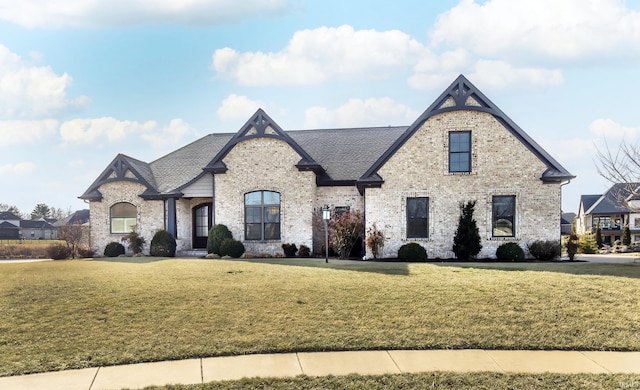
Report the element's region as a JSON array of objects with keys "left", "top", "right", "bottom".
[
  {"left": 204, "top": 109, "right": 323, "bottom": 175},
  {"left": 358, "top": 75, "right": 574, "bottom": 190},
  {"left": 79, "top": 154, "right": 160, "bottom": 201}
]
